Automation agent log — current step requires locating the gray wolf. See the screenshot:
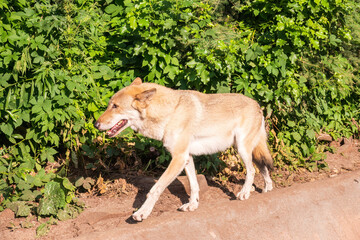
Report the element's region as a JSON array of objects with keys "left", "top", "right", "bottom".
[{"left": 94, "top": 77, "right": 273, "bottom": 221}]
